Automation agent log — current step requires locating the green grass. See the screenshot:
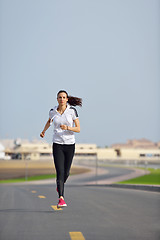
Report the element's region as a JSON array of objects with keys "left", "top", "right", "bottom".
[
  {"left": 118, "top": 168, "right": 160, "bottom": 185},
  {"left": 0, "top": 174, "right": 56, "bottom": 184}
]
